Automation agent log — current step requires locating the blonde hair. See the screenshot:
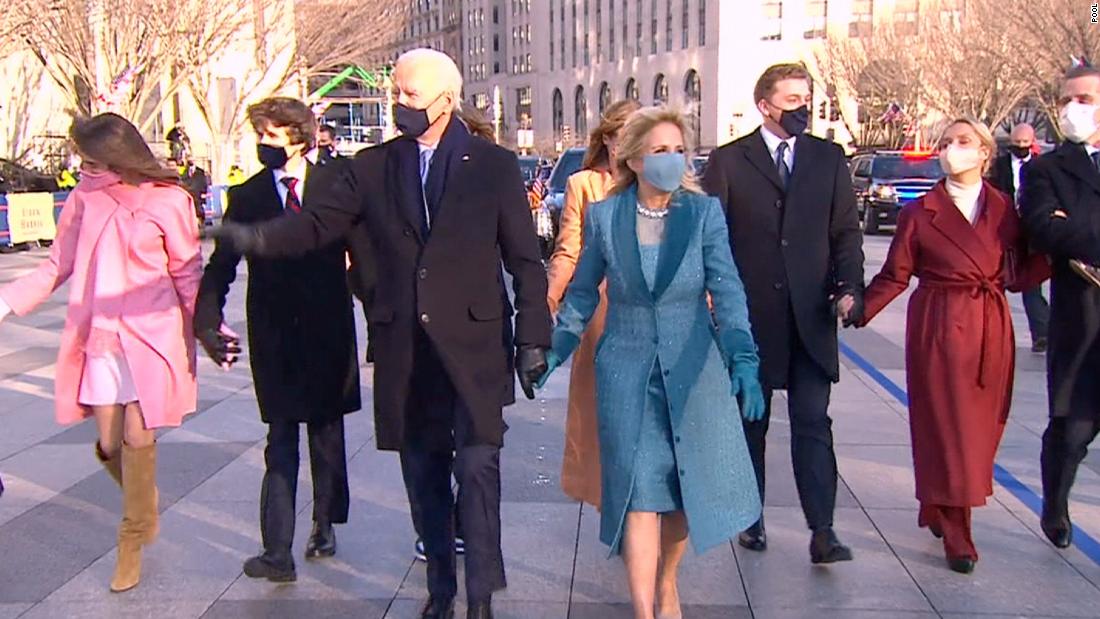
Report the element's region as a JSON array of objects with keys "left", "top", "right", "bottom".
[
  {"left": 935, "top": 116, "right": 996, "bottom": 174},
  {"left": 583, "top": 99, "right": 642, "bottom": 171},
  {"left": 611, "top": 105, "right": 702, "bottom": 196}
]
